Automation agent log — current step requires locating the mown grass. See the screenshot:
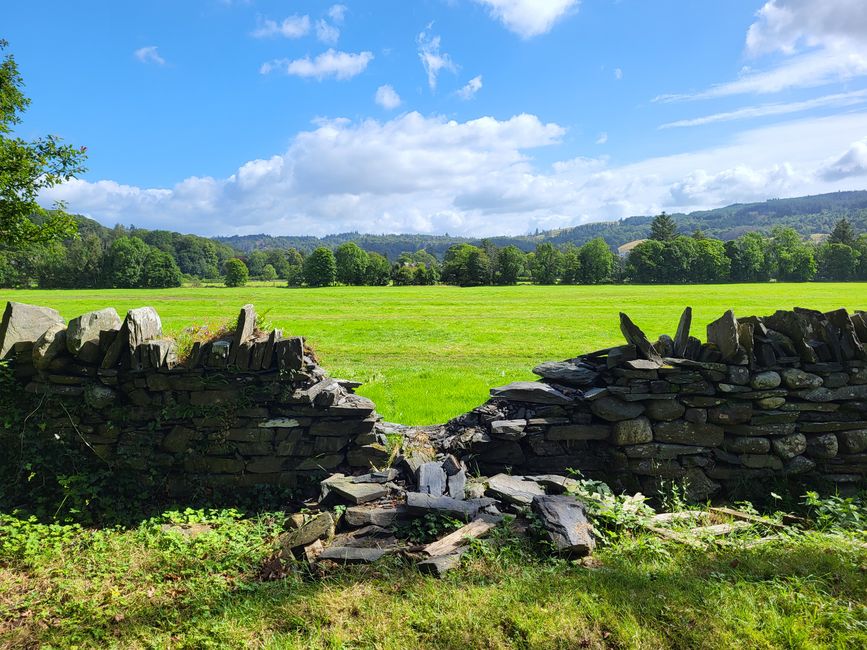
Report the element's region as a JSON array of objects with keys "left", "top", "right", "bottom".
[
  {"left": 3, "top": 283, "right": 866, "bottom": 424},
  {"left": 1, "top": 508, "right": 865, "bottom": 649}
]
